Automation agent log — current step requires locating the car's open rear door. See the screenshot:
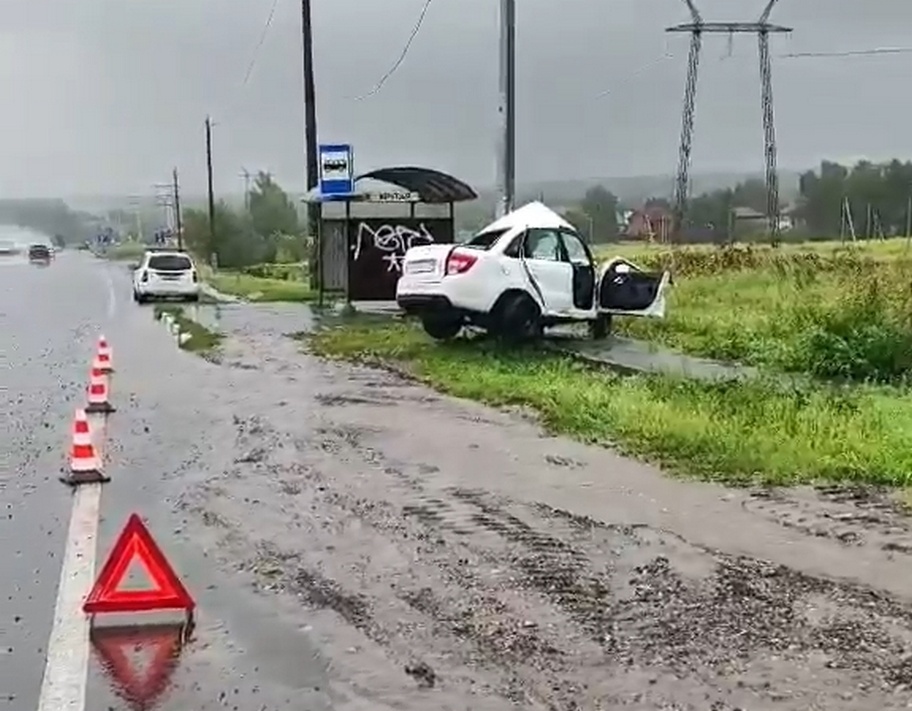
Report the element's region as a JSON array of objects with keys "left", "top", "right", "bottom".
[{"left": 596, "top": 257, "right": 671, "bottom": 317}]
